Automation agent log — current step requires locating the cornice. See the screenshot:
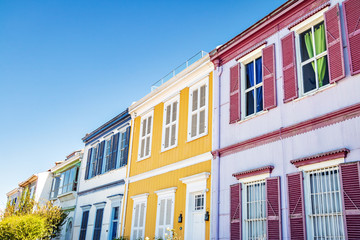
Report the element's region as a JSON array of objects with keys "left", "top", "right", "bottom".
[
  {"left": 233, "top": 165, "right": 274, "bottom": 180},
  {"left": 291, "top": 148, "right": 350, "bottom": 168}
]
